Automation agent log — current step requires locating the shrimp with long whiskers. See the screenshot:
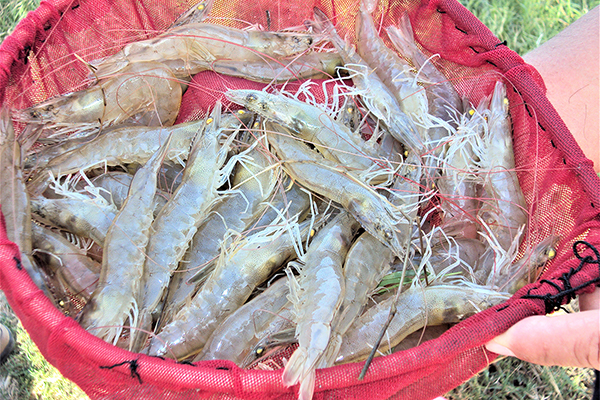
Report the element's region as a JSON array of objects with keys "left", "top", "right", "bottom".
[
  {"left": 78, "top": 130, "right": 173, "bottom": 347},
  {"left": 335, "top": 284, "right": 508, "bottom": 364},
  {"left": 90, "top": 23, "right": 322, "bottom": 80},
  {"left": 147, "top": 209, "right": 314, "bottom": 359},
  {"left": 226, "top": 90, "right": 390, "bottom": 180},
  {"left": 195, "top": 276, "right": 293, "bottom": 364},
  {"left": 157, "top": 130, "right": 279, "bottom": 333},
  {"left": 135, "top": 103, "right": 250, "bottom": 347},
  {"left": 308, "top": 7, "right": 423, "bottom": 153},
  {"left": 0, "top": 108, "right": 46, "bottom": 290},
  {"left": 282, "top": 211, "right": 360, "bottom": 400},
  {"left": 17, "top": 61, "right": 182, "bottom": 132}
]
